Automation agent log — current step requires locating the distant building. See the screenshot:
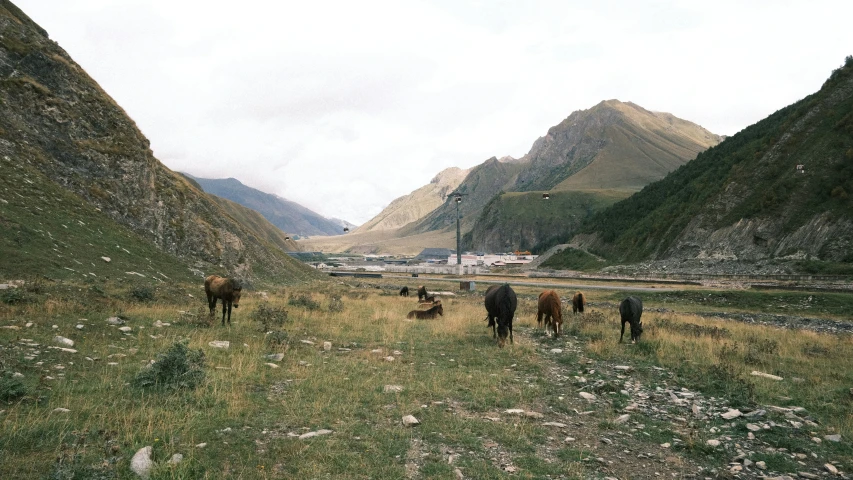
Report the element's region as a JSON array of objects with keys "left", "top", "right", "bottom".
[{"left": 416, "top": 248, "right": 455, "bottom": 260}]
